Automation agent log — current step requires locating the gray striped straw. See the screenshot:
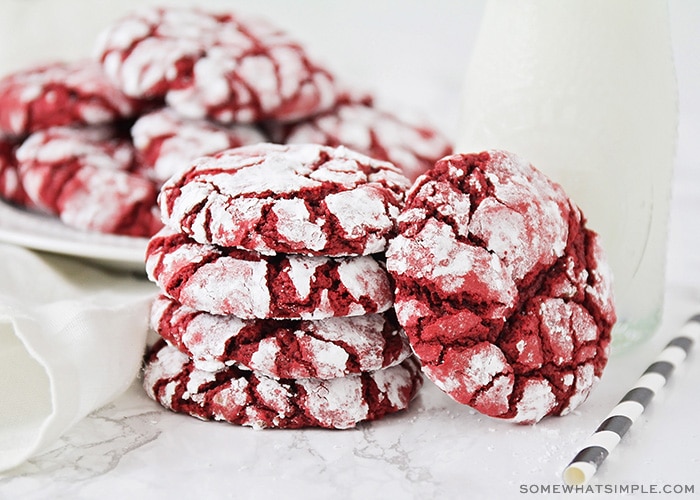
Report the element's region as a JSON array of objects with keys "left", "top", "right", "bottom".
[{"left": 563, "top": 314, "right": 700, "bottom": 486}]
